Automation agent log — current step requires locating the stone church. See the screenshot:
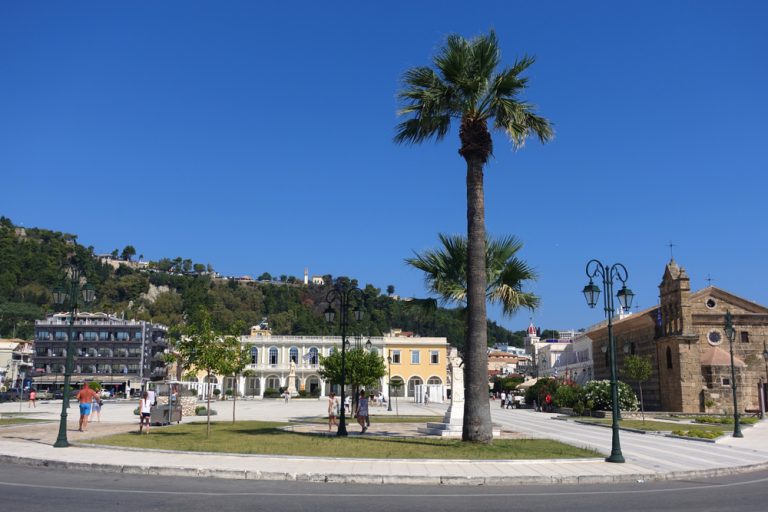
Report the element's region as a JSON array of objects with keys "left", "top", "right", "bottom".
[{"left": 587, "top": 260, "right": 768, "bottom": 413}]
